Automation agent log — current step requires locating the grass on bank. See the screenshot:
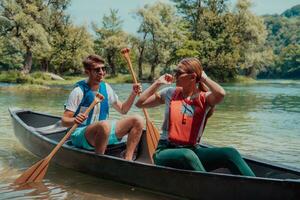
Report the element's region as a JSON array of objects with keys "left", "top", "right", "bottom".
[
  {"left": 0, "top": 71, "right": 258, "bottom": 91},
  {"left": 232, "top": 75, "right": 257, "bottom": 83},
  {"left": 0, "top": 71, "right": 133, "bottom": 86}
]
